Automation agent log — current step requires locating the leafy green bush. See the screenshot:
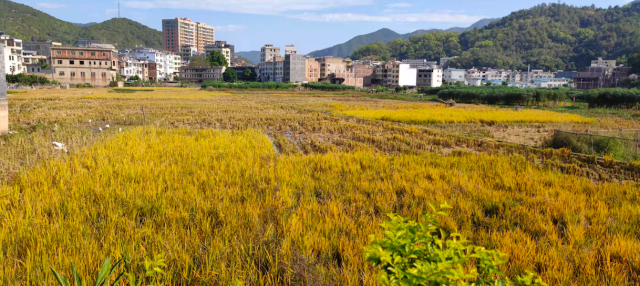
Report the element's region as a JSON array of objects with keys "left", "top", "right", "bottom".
[
  {"left": 302, "top": 82, "right": 356, "bottom": 91},
  {"left": 6, "top": 73, "right": 51, "bottom": 85},
  {"left": 365, "top": 203, "right": 547, "bottom": 286},
  {"left": 202, "top": 81, "right": 295, "bottom": 90}
]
